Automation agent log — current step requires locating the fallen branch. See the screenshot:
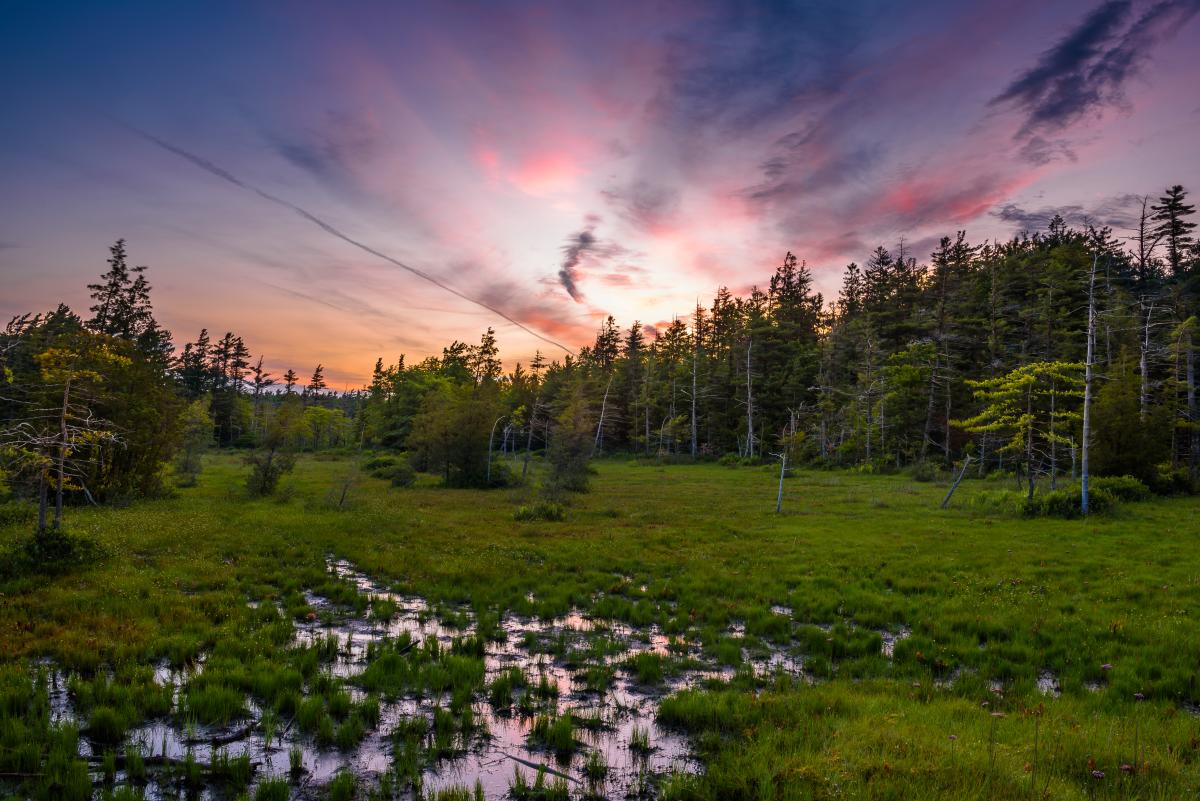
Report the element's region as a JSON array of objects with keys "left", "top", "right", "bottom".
[
  {"left": 940, "top": 454, "right": 972, "bottom": 509},
  {"left": 84, "top": 753, "right": 261, "bottom": 771},
  {"left": 501, "top": 751, "right": 579, "bottom": 784},
  {"left": 186, "top": 721, "right": 256, "bottom": 747}
]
